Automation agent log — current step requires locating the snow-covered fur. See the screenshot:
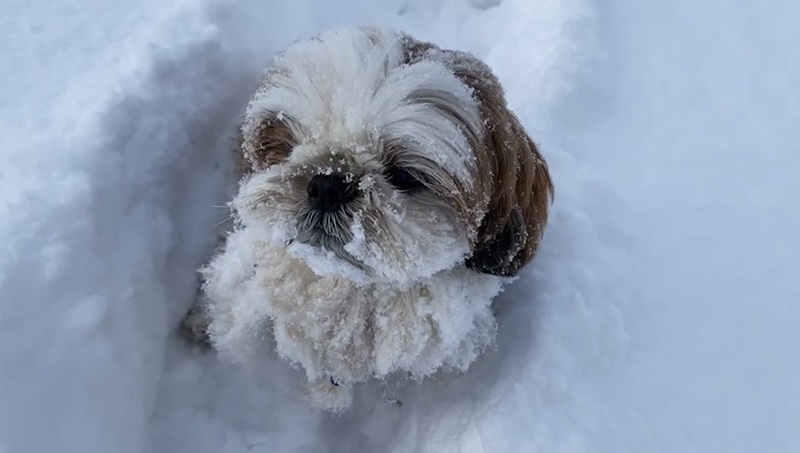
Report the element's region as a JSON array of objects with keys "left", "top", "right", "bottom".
[
  {"left": 190, "top": 26, "right": 553, "bottom": 411},
  {"left": 201, "top": 220, "right": 505, "bottom": 411}
]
